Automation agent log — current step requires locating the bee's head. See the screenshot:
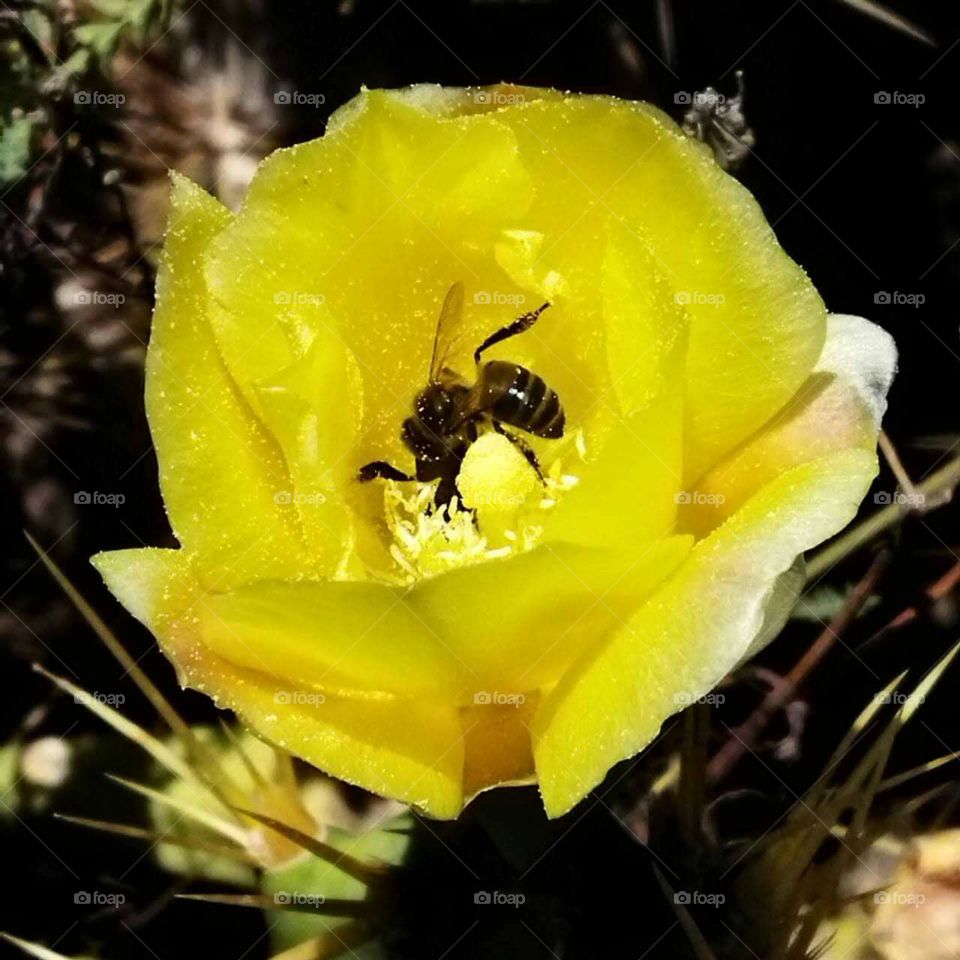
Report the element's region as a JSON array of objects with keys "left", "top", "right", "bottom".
[{"left": 401, "top": 383, "right": 459, "bottom": 461}]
